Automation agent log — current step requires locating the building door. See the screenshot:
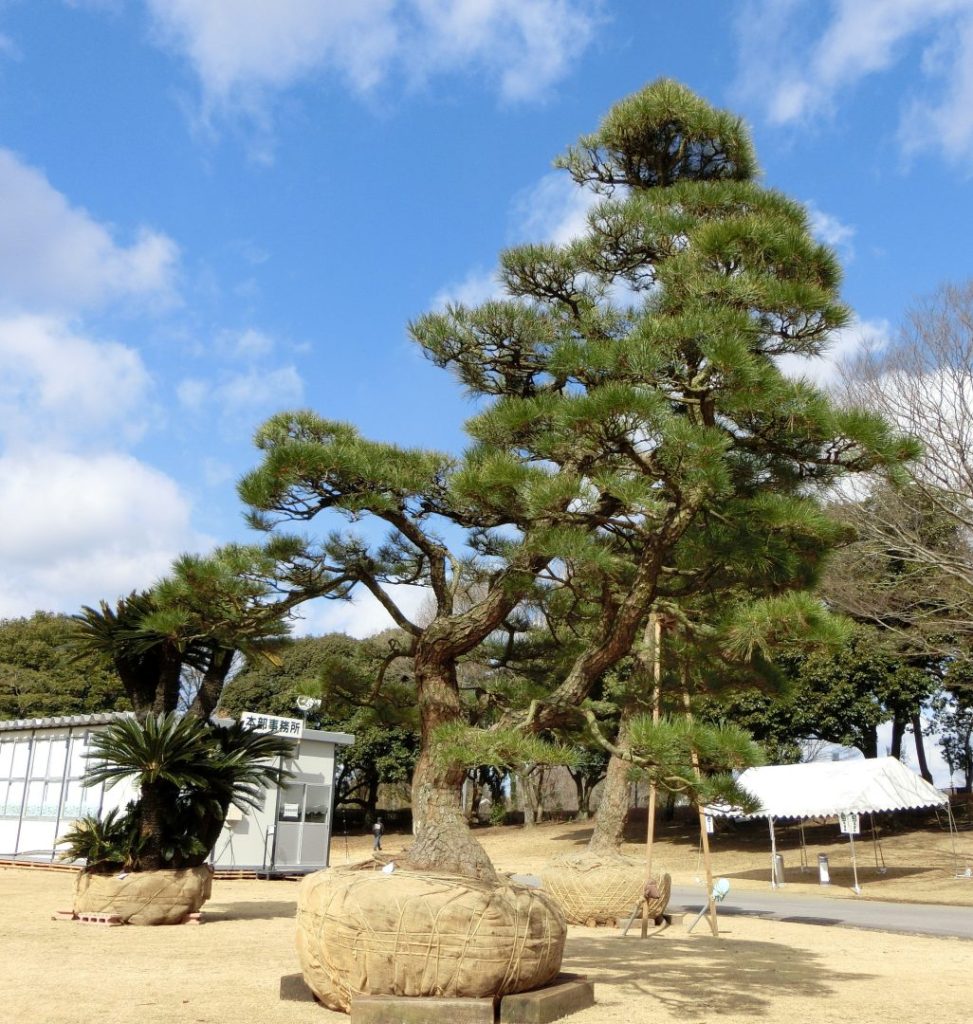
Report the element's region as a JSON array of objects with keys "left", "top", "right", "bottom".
[{"left": 272, "top": 782, "right": 331, "bottom": 869}]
